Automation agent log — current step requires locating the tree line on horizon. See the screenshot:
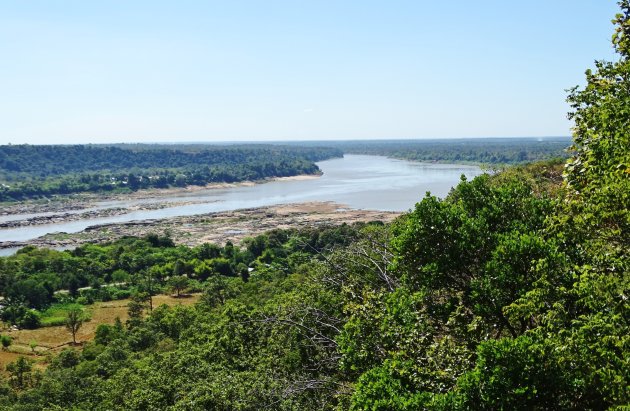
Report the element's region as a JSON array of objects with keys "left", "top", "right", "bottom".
[{"left": 333, "top": 137, "right": 572, "bottom": 165}]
